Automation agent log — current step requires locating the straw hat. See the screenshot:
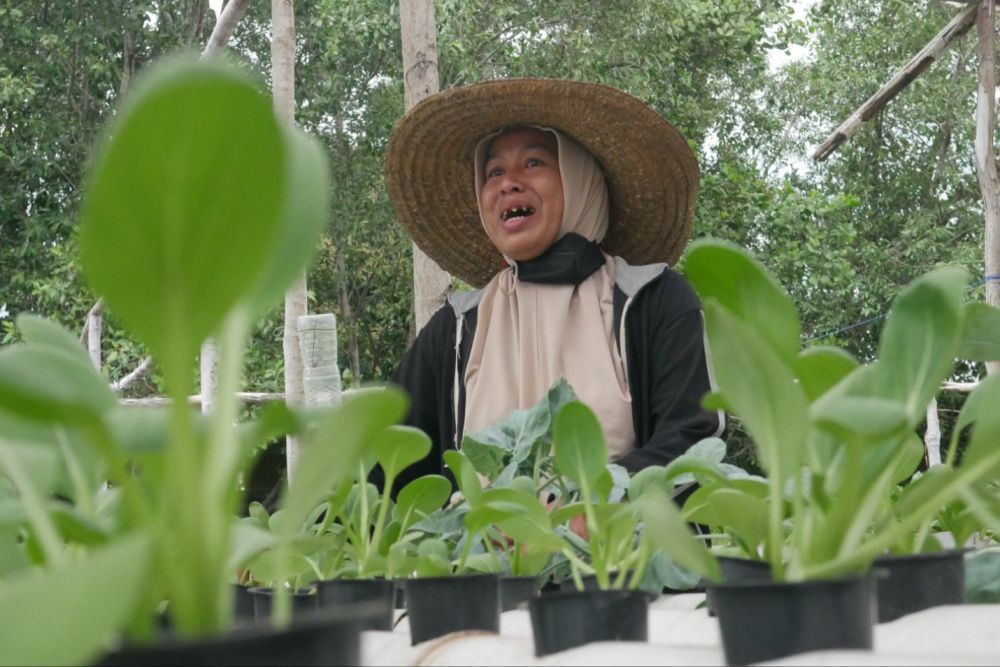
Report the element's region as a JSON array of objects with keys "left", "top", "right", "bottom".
[{"left": 385, "top": 78, "right": 699, "bottom": 287}]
